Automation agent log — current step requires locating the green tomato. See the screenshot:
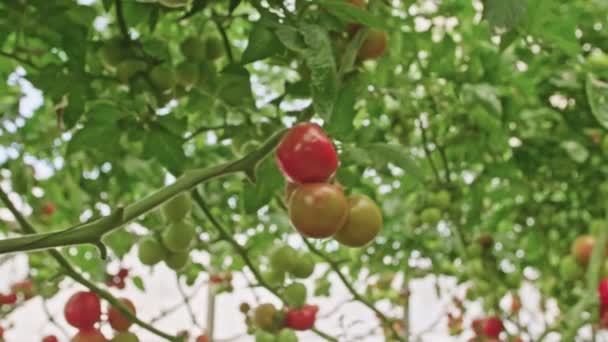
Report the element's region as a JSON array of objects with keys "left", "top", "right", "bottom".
[
  {"left": 283, "top": 282, "right": 307, "bottom": 308},
  {"left": 149, "top": 64, "right": 176, "bottom": 92},
  {"left": 263, "top": 269, "right": 285, "bottom": 287},
  {"left": 176, "top": 61, "right": 200, "bottom": 89},
  {"left": 431, "top": 190, "right": 451, "bottom": 209},
  {"left": 98, "top": 39, "right": 127, "bottom": 70},
  {"left": 165, "top": 251, "right": 189, "bottom": 270},
  {"left": 162, "top": 192, "right": 192, "bottom": 222},
  {"left": 276, "top": 329, "right": 297, "bottom": 342},
  {"left": 560, "top": 255, "right": 579, "bottom": 280},
  {"left": 255, "top": 330, "right": 276, "bottom": 342},
  {"left": 116, "top": 59, "right": 147, "bottom": 83},
  {"left": 205, "top": 36, "right": 223, "bottom": 60},
  {"left": 270, "top": 245, "right": 298, "bottom": 274},
  {"left": 588, "top": 50, "right": 608, "bottom": 71},
  {"left": 162, "top": 221, "right": 196, "bottom": 252},
  {"left": 420, "top": 207, "right": 442, "bottom": 225},
  {"left": 181, "top": 36, "right": 207, "bottom": 62},
  {"left": 291, "top": 254, "right": 315, "bottom": 279},
  {"left": 110, "top": 332, "right": 139, "bottom": 342},
  {"left": 138, "top": 237, "right": 166, "bottom": 266}
]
